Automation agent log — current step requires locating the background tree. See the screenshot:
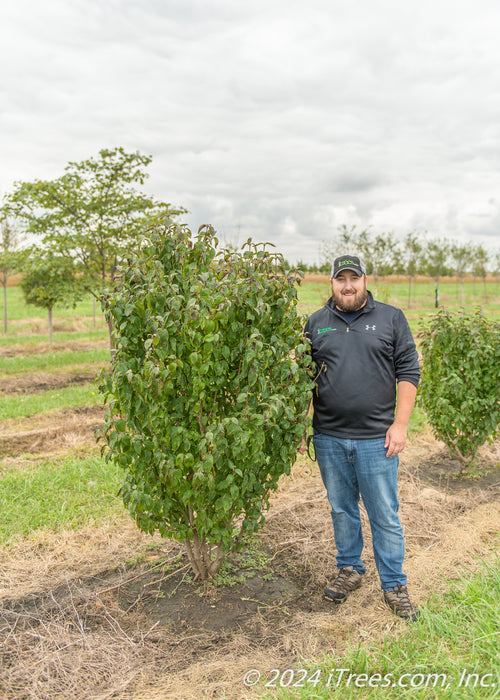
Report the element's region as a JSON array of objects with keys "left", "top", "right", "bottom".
[
  {"left": 390, "top": 237, "right": 405, "bottom": 278},
  {"left": 402, "top": 231, "right": 423, "bottom": 308},
  {"left": 450, "top": 241, "right": 473, "bottom": 305},
  {"left": 495, "top": 250, "right": 500, "bottom": 293},
  {"left": 358, "top": 230, "right": 395, "bottom": 297},
  {"left": 98, "top": 223, "right": 313, "bottom": 580},
  {"left": 20, "top": 252, "right": 82, "bottom": 346},
  {"left": 0, "top": 218, "right": 23, "bottom": 333},
  {"left": 319, "top": 224, "right": 364, "bottom": 272},
  {"left": 423, "top": 237, "right": 451, "bottom": 307},
  {"left": 471, "top": 243, "right": 489, "bottom": 300},
  {"left": 3, "top": 147, "right": 187, "bottom": 343}
]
